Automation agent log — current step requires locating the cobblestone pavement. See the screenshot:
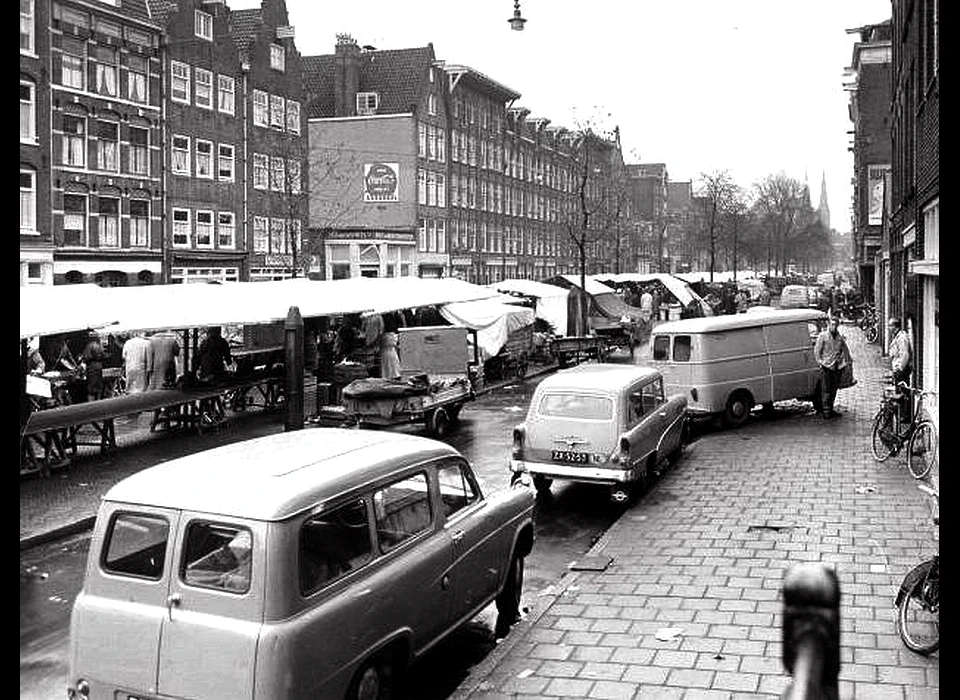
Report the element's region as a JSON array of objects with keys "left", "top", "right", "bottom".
[{"left": 451, "top": 324, "right": 939, "bottom": 700}]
